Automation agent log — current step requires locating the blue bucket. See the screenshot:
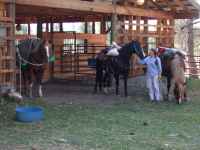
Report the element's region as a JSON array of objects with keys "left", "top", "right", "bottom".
[{"left": 16, "top": 106, "right": 44, "bottom": 123}]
